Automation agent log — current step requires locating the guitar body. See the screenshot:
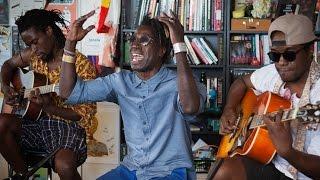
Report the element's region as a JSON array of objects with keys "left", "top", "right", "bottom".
[
  {"left": 217, "top": 89, "right": 292, "bottom": 164},
  {"left": 10, "top": 68, "right": 48, "bottom": 121}
]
